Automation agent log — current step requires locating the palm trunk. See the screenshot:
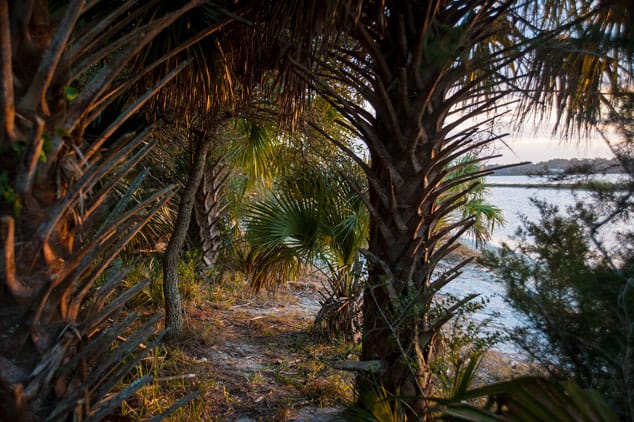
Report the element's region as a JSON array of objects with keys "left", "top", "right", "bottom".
[
  {"left": 308, "top": 4, "right": 508, "bottom": 418},
  {"left": 360, "top": 123, "right": 445, "bottom": 417},
  {"left": 163, "top": 130, "right": 211, "bottom": 339},
  {"left": 194, "top": 157, "right": 229, "bottom": 269}
]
